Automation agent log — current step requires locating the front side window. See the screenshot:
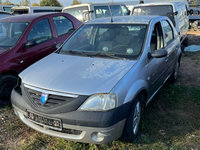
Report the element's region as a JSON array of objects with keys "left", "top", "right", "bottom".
[
  {"left": 150, "top": 22, "right": 164, "bottom": 52},
  {"left": 0, "top": 22, "right": 29, "bottom": 48},
  {"left": 94, "top": 6, "right": 110, "bottom": 18},
  {"left": 110, "top": 5, "right": 122, "bottom": 16},
  {"left": 161, "top": 21, "right": 174, "bottom": 46},
  {"left": 60, "top": 24, "right": 147, "bottom": 59},
  {"left": 27, "top": 19, "right": 52, "bottom": 45},
  {"left": 133, "top": 5, "right": 175, "bottom": 25},
  {"left": 53, "top": 16, "right": 73, "bottom": 36}
]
